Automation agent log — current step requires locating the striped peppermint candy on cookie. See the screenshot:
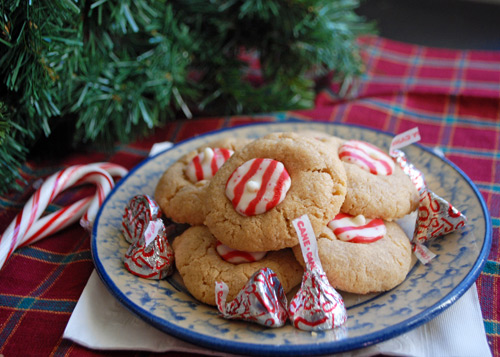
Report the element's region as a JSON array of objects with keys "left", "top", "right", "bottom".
[
  {"left": 225, "top": 158, "right": 291, "bottom": 216},
  {"left": 215, "top": 241, "right": 266, "bottom": 264},
  {"left": 185, "top": 147, "right": 234, "bottom": 183},
  {"left": 339, "top": 140, "right": 395, "bottom": 175},
  {"left": 327, "top": 213, "right": 386, "bottom": 243}
]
